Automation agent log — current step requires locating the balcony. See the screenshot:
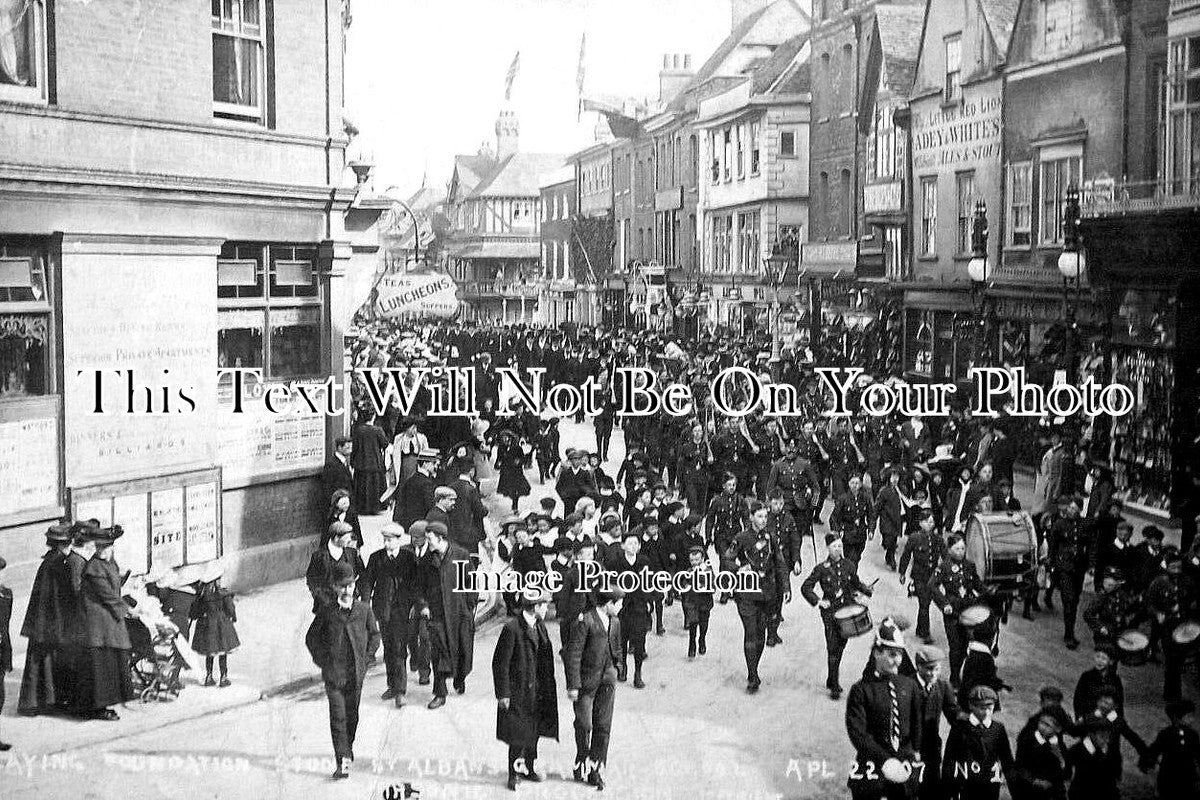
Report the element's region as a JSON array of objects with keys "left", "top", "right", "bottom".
[
  {"left": 462, "top": 281, "right": 539, "bottom": 299},
  {"left": 1081, "top": 178, "right": 1200, "bottom": 217}
]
